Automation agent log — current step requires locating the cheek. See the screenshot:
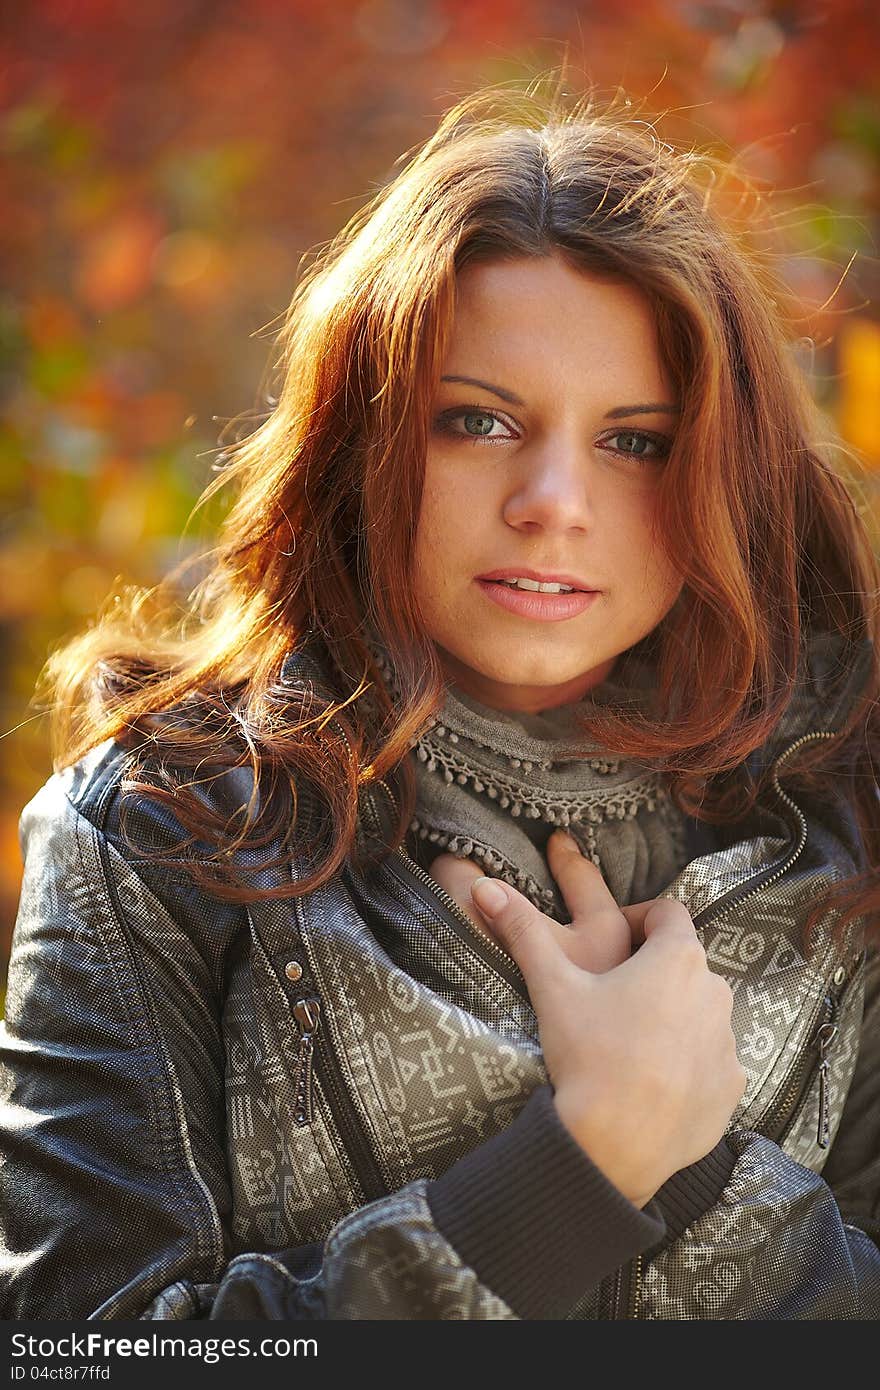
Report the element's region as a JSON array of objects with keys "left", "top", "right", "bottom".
[
  {"left": 414, "top": 461, "right": 481, "bottom": 580},
  {"left": 644, "top": 538, "right": 685, "bottom": 610},
  {"left": 412, "top": 532, "right": 444, "bottom": 602},
  {"left": 618, "top": 493, "right": 682, "bottom": 601},
  {"left": 412, "top": 482, "right": 455, "bottom": 601}
]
